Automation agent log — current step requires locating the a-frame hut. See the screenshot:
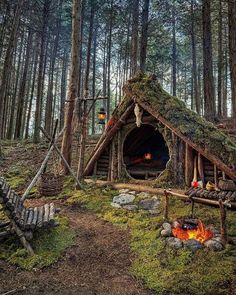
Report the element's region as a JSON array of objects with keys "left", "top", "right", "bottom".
[{"left": 83, "top": 74, "right": 236, "bottom": 188}]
